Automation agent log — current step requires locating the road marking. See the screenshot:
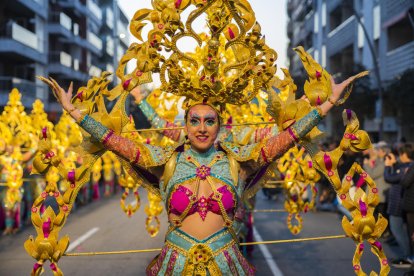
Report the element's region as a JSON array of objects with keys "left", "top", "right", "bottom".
[
  {"left": 67, "top": 227, "right": 100, "bottom": 253},
  {"left": 253, "top": 226, "right": 284, "bottom": 276}
]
